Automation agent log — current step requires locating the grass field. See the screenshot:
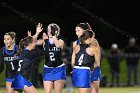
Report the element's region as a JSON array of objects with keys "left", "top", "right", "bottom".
[{"left": 0, "top": 87, "right": 140, "bottom": 93}]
